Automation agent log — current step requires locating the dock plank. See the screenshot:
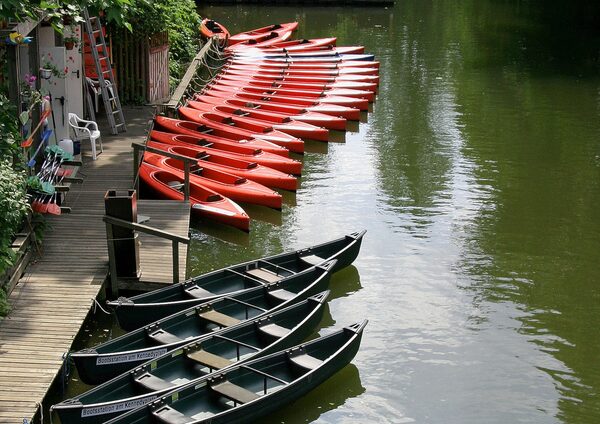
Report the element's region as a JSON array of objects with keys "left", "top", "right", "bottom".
[{"left": 0, "top": 106, "right": 190, "bottom": 423}]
